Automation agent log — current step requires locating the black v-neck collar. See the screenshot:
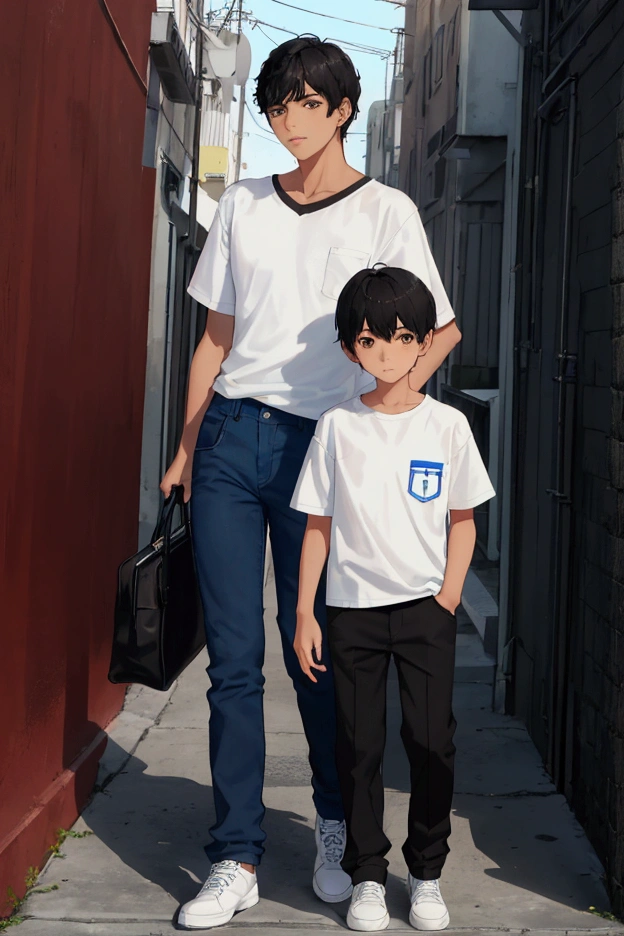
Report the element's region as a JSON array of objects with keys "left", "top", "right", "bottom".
[{"left": 272, "top": 174, "right": 372, "bottom": 216}]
